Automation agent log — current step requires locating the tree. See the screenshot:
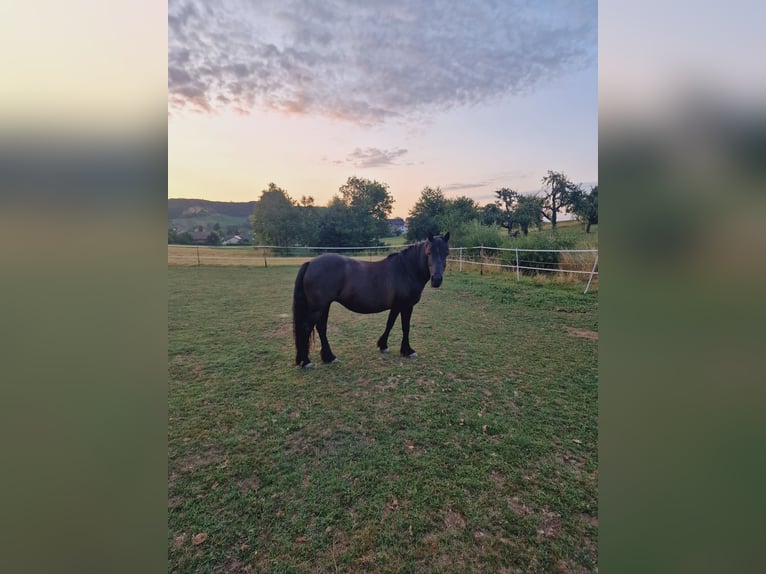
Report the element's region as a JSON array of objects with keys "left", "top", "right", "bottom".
[
  {"left": 481, "top": 203, "right": 503, "bottom": 226},
  {"left": 168, "top": 228, "right": 192, "bottom": 244},
  {"left": 572, "top": 184, "right": 598, "bottom": 232},
  {"left": 539, "top": 171, "right": 580, "bottom": 229},
  {"left": 251, "top": 183, "right": 299, "bottom": 246},
  {"left": 318, "top": 197, "right": 357, "bottom": 247},
  {"left": 443, "top": 196, "right": 480, "bottom": 231},
  {"left": 337, "top": 176, "right": 395, "bottom": 245},
  {"left": 495, "top": 188, "right": 517, "bottom": 236},
  {"left": 407, "top": 186, "right": 447, "bottom": 241},
  {"left": 297, "top": 196, "right": 321, "bottom": 246},
  {"left": 494, "top": 188, "right": 543, "bottom": 236},
  {"left": 513, "top": 195, "right": 544, "bottom": 236}
]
